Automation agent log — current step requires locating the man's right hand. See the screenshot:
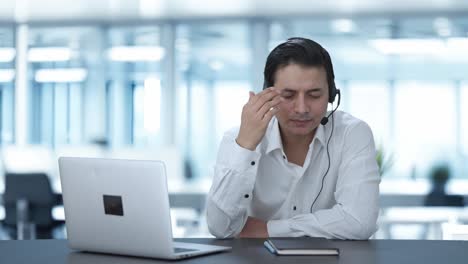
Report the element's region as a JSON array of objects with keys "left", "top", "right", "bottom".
[{"left": 236, "top": 87, "right": 283, "bottom": 151}]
